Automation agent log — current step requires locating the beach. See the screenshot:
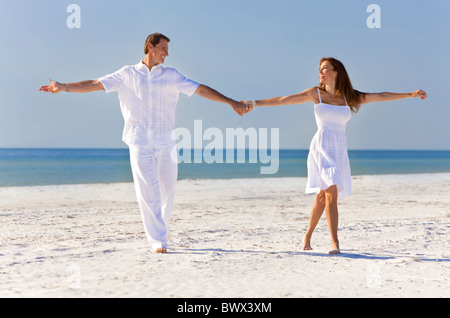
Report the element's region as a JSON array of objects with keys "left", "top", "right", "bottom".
[{"left": 0, "top": 173, "right": 449, "bottom": 298}]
